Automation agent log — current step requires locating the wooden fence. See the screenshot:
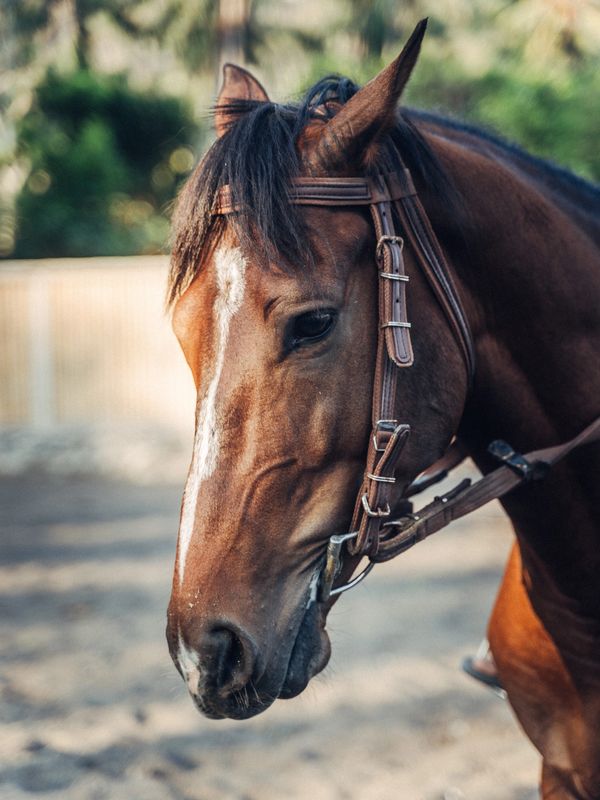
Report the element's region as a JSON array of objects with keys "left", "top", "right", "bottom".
[{"left": 0, "top": 257, "right": 195, "bottom": 429}]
